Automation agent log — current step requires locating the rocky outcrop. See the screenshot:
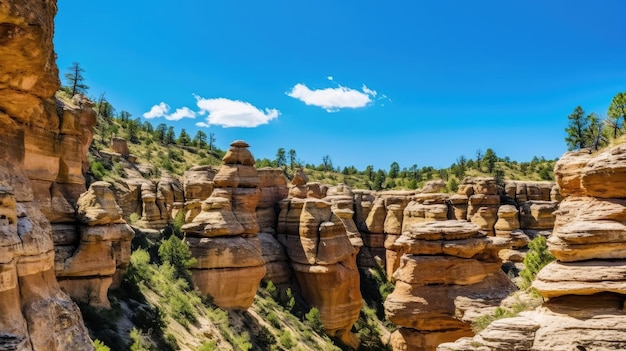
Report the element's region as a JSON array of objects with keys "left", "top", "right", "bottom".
[
  {"left": 182, "top": 165, "right": 216, "bottom": 202},
  {"left": 385, "top": 220, "right": 515, "bottom": 351},
  {"left": 439, "top": 144, "right": 626, "bottom": 351},
  {"left": 256, "top": 167, "right": 288, "bottom": 234},
  {"left": 276, "top": 178, "right": 362, "bottom": 348},
  {"left": 182, "top": 141, "right": 265, "bottom": 309},
  {"left": 0, "top": 1, "right": 94, "bottom": 349},
  {"left": 56, "top": 182, "right": 134, "bottom": 308}
]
